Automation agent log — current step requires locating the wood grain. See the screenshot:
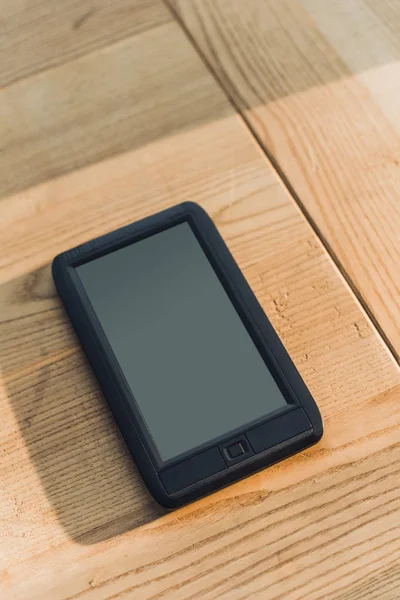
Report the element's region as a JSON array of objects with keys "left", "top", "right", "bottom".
[
  {"left": 0, "top": 15, "right": 231, "bottom": 200},
  {"left": 2, "top": 134, "right": 400, "bottom": 596},
  {"left": 0, "top": 0, "right": 170, "bottom": 88},
  {"left": 1, "top": 6, "right": 400, "bottom": 600},
  {"left": 170, "top": 0, "right": 400, "bottom": 361},
  {"left": 6, "top": 433, "right": 400, "bottom": 599}
]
